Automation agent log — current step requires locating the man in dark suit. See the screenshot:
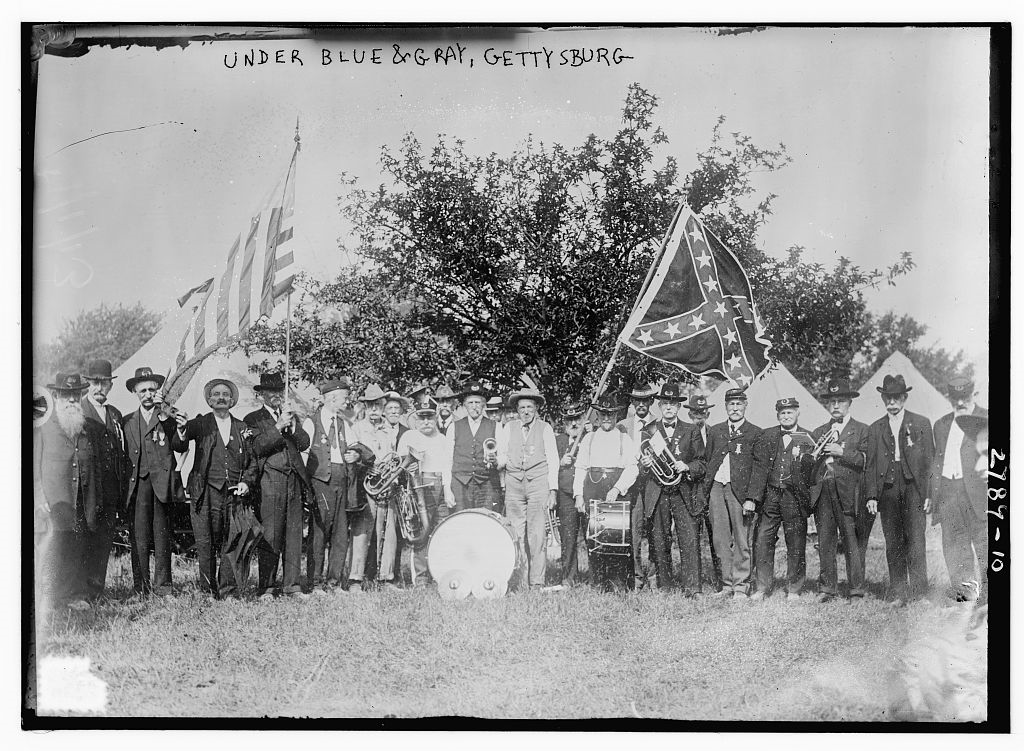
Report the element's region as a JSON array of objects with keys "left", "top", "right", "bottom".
[
  {"left": 686, "top": 394, "right": 724, "bottom": 593},
  {"left": 864, "top": 374, "right": 935, "bottom": 604},
  {"left": 34, "top": 373, "right": 114, "bottom": 613},
  {"left": 171, "top": 378, "right": 257, "bottom": 598},
  {"left": 631, "top": 382, "right": 707, "bottom": 594},
  {"left": 809, "top": 378, "right": 869, "bottom": 602},
  {"left": 618, "top": 384, "right": 658, "bottom": 588},
  {"left": 747, "top": 398, "right": 817, "bottom": 601},
  {"left": 929, "top": 376, "right": 989, "bottom": 601},
  {"left": 80, "top": 359, "right": 128, "bottom": 599},
  {"left": 705, "top": 387, "right": 762, "bottom": 597},
  {"left": 244, "top": 372, "right": 311, "bottom": 600},
  {"left": 122, "top": 367, "right": 180, "bottom": 596},
  {"left": 554, "top": 402, "right": 586, "bottom": 586}
]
